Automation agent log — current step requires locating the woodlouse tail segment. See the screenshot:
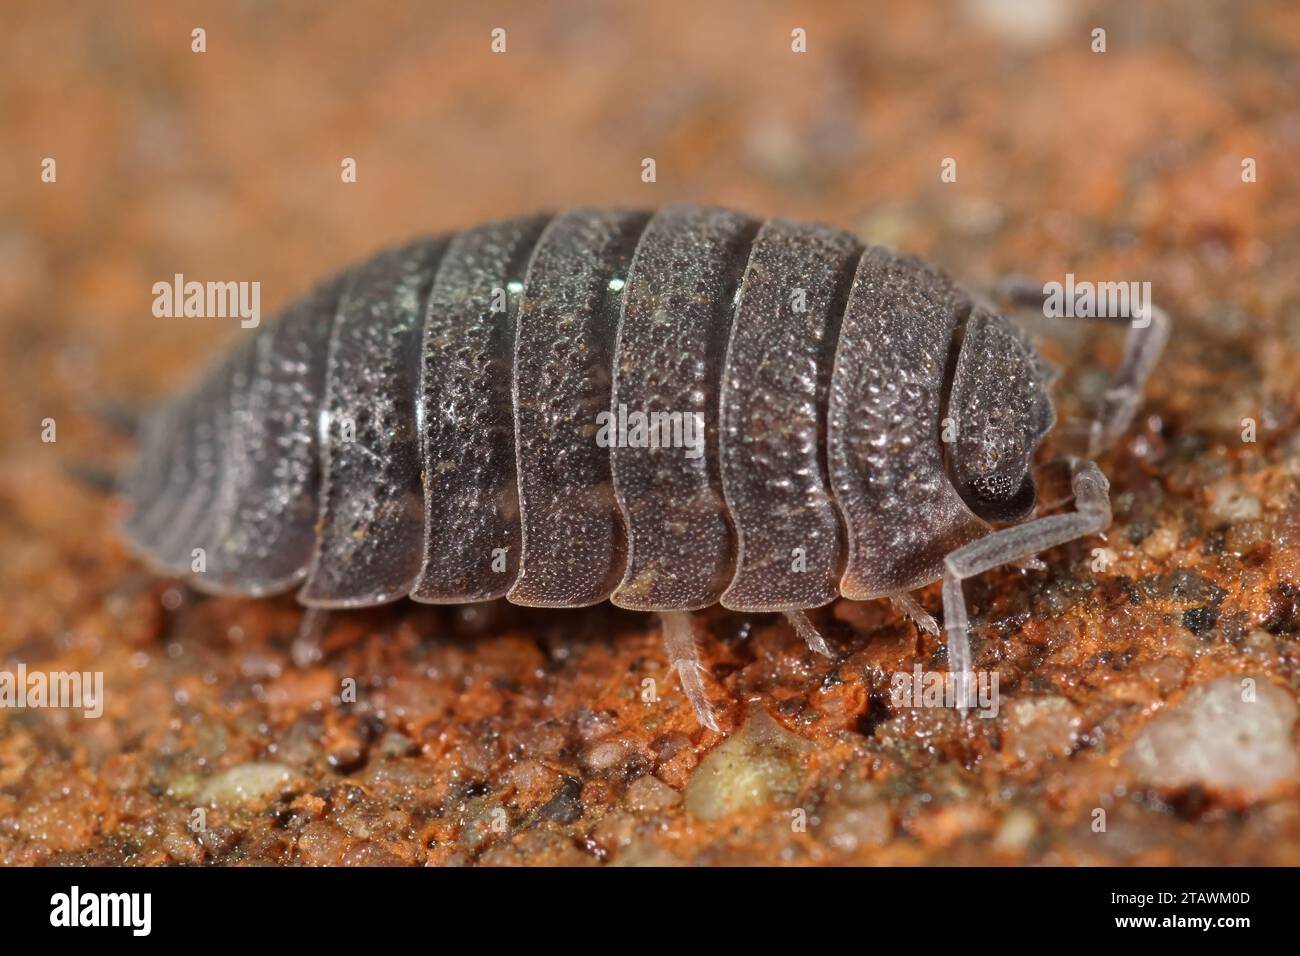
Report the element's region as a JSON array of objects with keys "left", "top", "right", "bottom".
[
  {"left": 940, "top": 458, "right": 1111, "bottom": 715},
  {"left": 120, "top": 277, "right": 344, "bottom": 596},
  {"left": 660, "top": 611, "right": 721, "bottom": 733},
  {"left": 128, "top": 338, "right": 253, "bottom": 577}
]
